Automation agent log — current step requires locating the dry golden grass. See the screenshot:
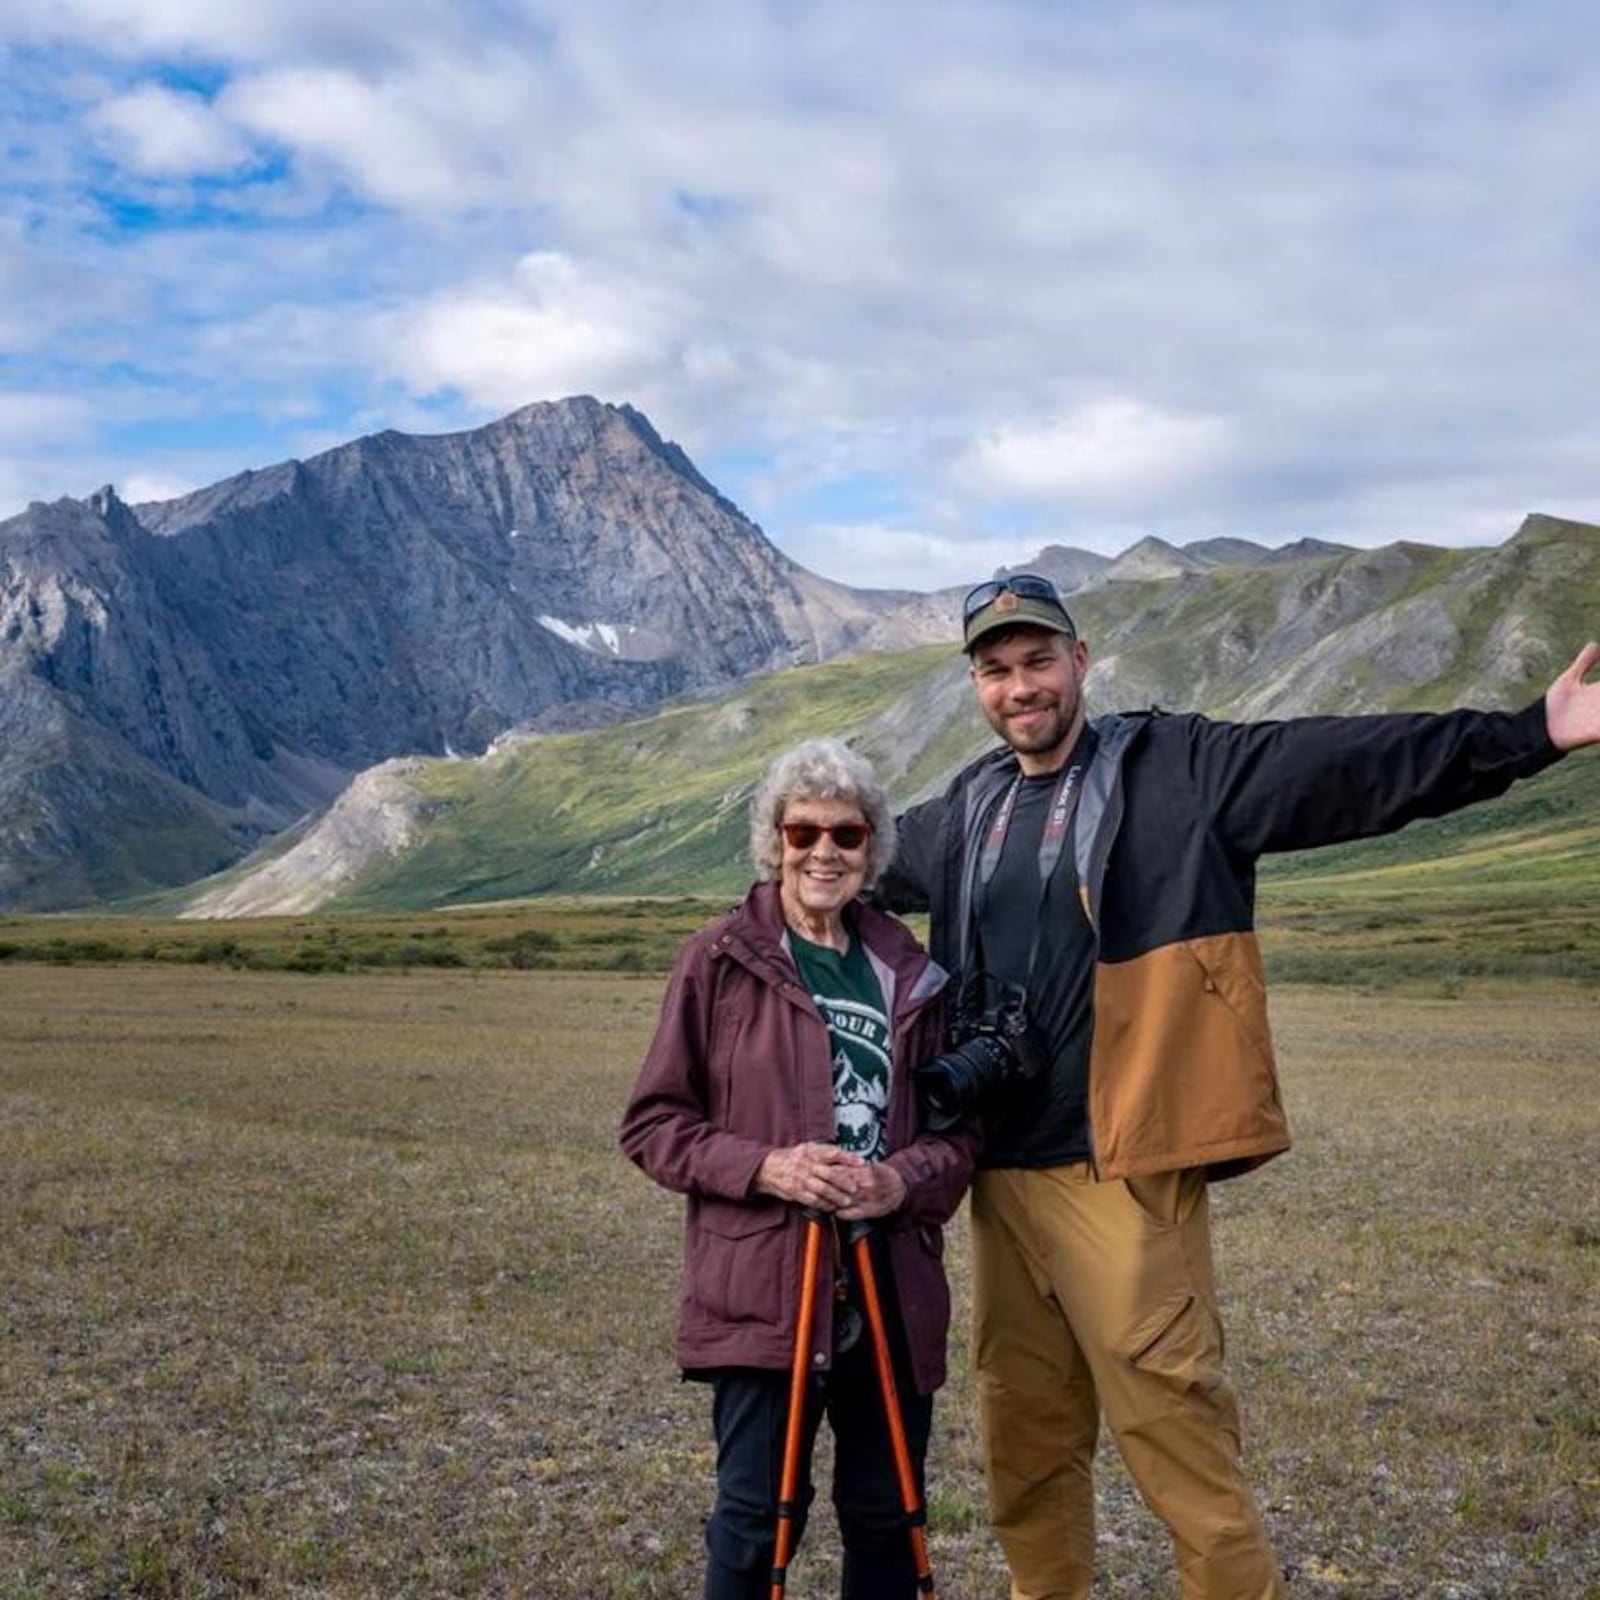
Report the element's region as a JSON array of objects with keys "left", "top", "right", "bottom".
[{"left": 1, "top": 966, "right": 1595, "bottom": 1598}]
